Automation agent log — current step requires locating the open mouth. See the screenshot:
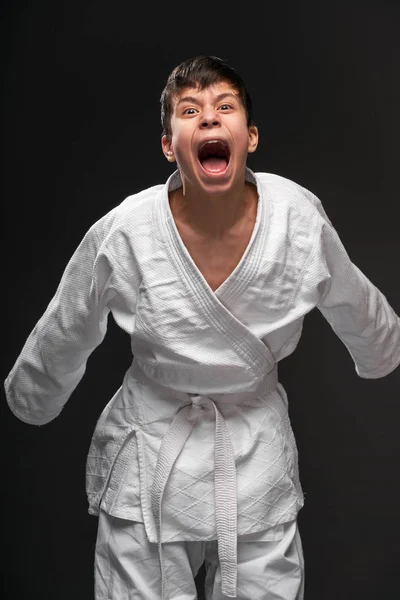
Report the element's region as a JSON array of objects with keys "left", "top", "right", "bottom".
[{"left": 197, "top": 140, "right": 231, "bottom": 174}]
